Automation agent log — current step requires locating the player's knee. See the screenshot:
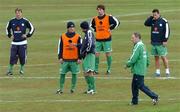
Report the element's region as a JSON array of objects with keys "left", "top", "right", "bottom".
[
  {"left": 95, "top": 52, "right": 100, "bottom": 57},
  {"left": 105, "top": 52, "right": 111, "bottom": 57}
]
